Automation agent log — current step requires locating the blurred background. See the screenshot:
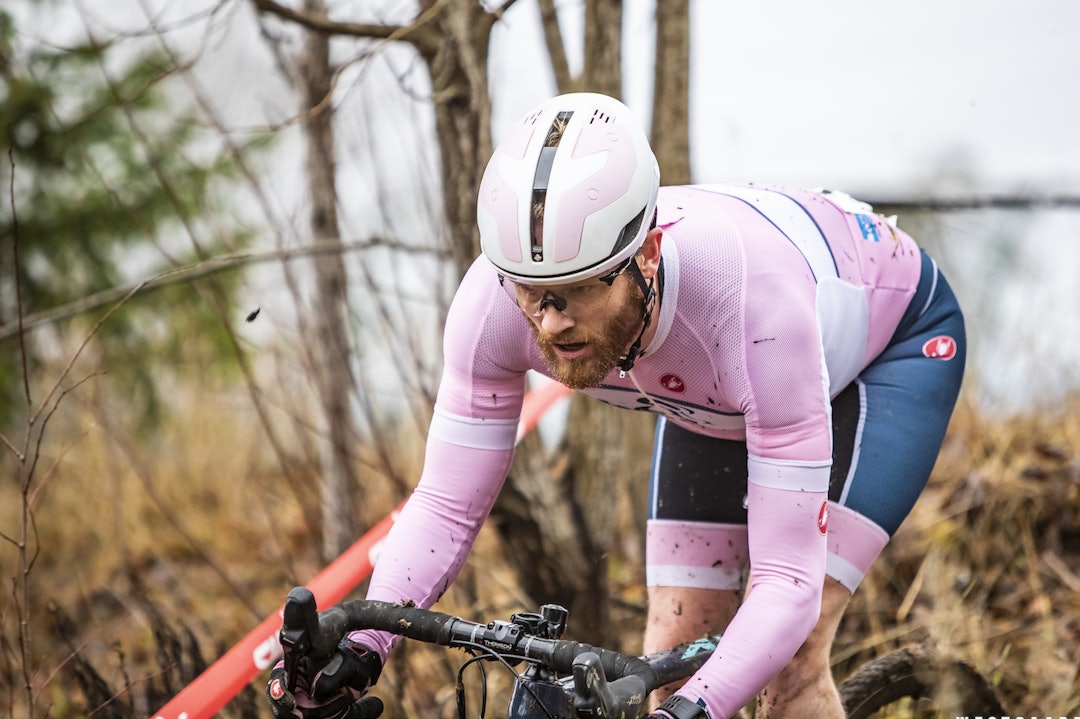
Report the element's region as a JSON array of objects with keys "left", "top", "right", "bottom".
[{"left": 2, "top": 1, "right": 1078, "bottom": 717}]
